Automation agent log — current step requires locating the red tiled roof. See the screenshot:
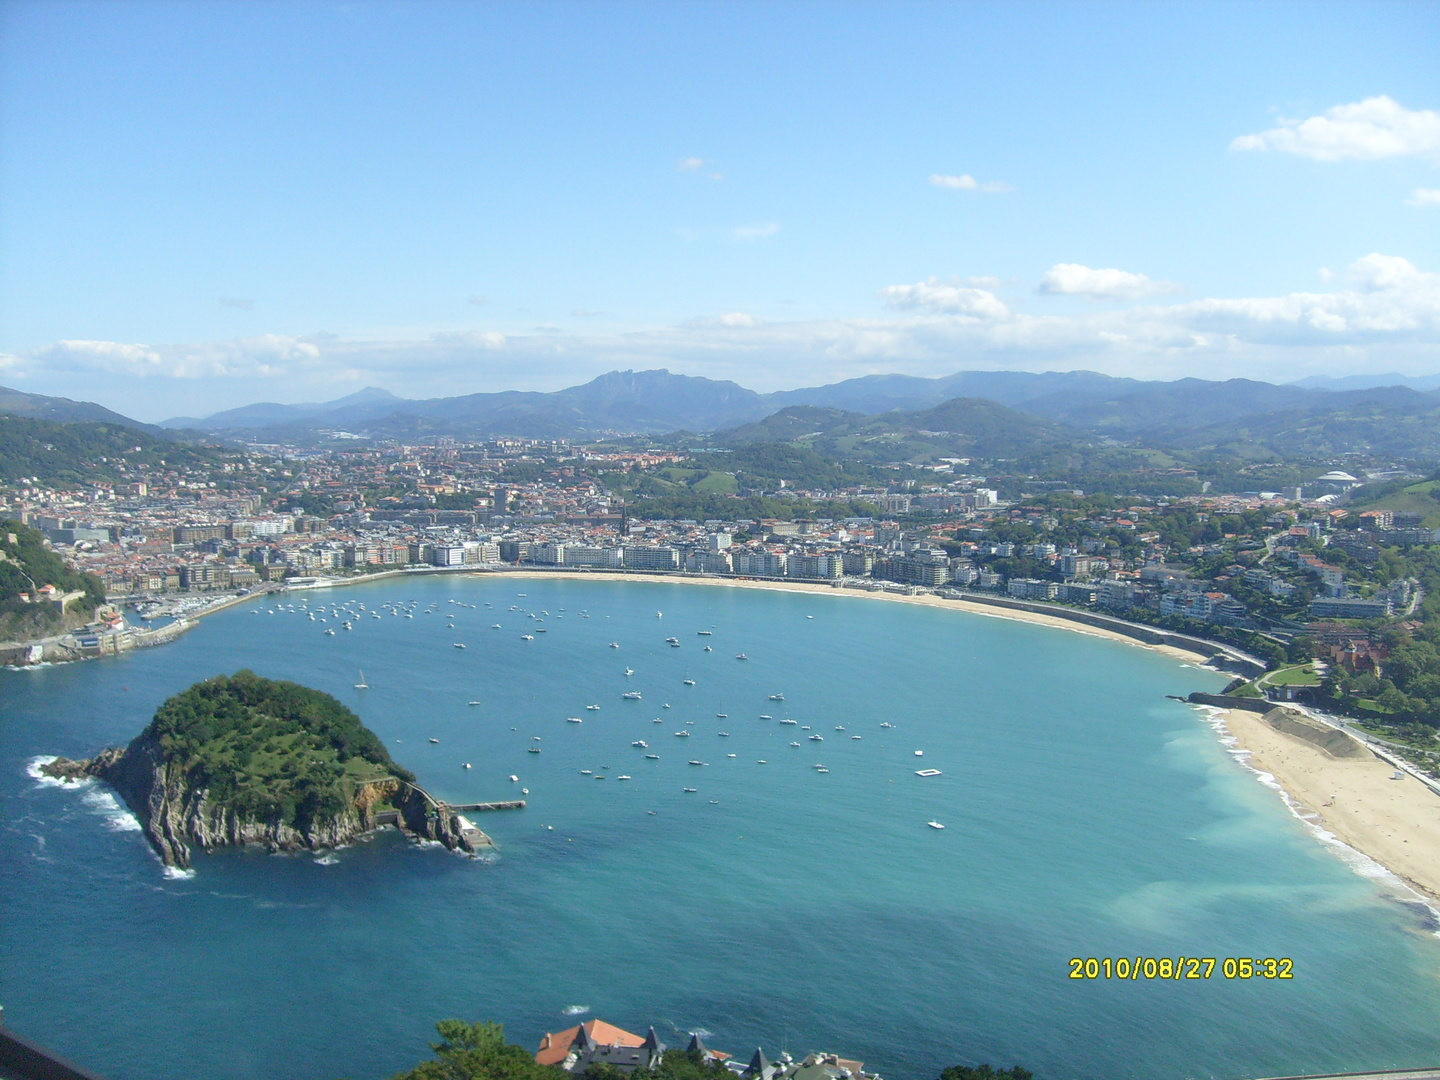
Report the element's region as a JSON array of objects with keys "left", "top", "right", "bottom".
[{"left": 535, "top": 1019, "right": 645, "bottom": 1066}]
